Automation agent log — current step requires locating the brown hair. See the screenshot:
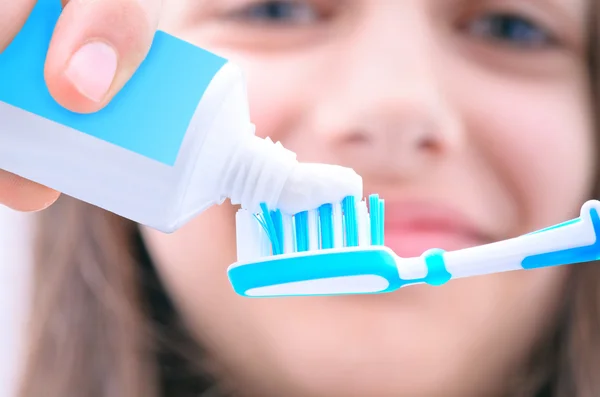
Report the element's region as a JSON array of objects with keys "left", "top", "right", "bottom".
[
  {"left": 15, "top": 7, "right": 600, "bottom": 397},
  {"left": 16, "top": 196, "right": 228, "bottom": 397}
]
